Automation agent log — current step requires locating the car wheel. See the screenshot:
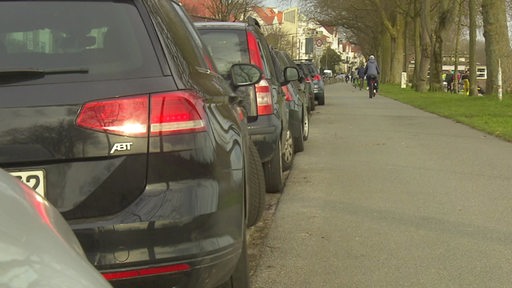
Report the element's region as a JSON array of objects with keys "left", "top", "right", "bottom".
[
  {"left": 294, "top": 113, "right": 305, "bottom": 153},
  {"left": 302, "top": 109, "right": 310, "bottom": 142},
  {"left": 217, "top": 230, "right": 249, "bottom": 288},
  {"left": 282, "top": 128, "right": 294, "bottom": 171},
  {"left": 246, "top": 141, "right": 265, "bottom": 228},
  {"left": 318, "top": 93, "right": 325, "bottom": 105},
  {"left": 263, "top": 139, "right": 284, "bottom": 193}
]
